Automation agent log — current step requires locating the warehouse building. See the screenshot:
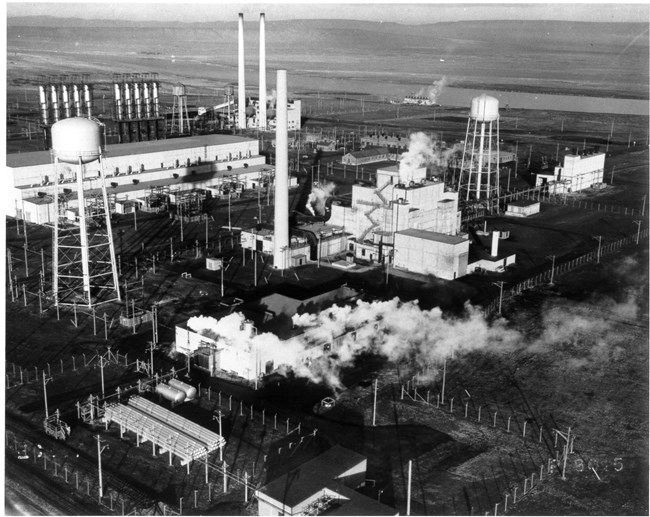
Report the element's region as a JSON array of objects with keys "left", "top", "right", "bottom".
[
  {"left": 255, "top": 445, "right": 397, "bottom": 516},
  {"left": 505, "top": 199, "right": 541, "bottom": 218},
  {"left": 6, "top": 134, "right": 272, "bottom": 223},
  {"left": 535, "top": 149, "right": 605, "bottom": 193},
  {"left": 341, "top": 147, "right": 391, "bottom": 166}
]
